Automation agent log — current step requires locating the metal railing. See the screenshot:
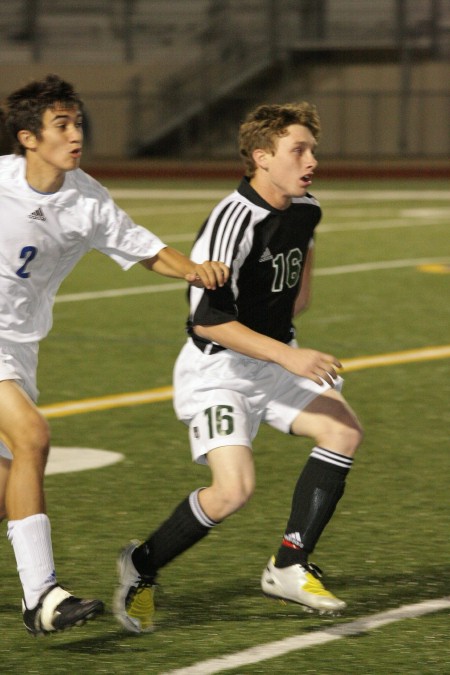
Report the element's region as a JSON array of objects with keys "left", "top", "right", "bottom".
[{"left": 0, "top": 0, "right": 449, "bottom": 159}]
